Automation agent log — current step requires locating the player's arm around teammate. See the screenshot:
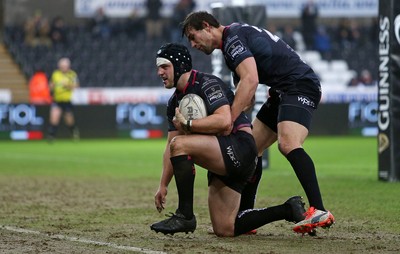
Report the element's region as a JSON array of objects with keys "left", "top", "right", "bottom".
[{"left": 182, "top": 11, "right": 335, "bottom": 234}]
